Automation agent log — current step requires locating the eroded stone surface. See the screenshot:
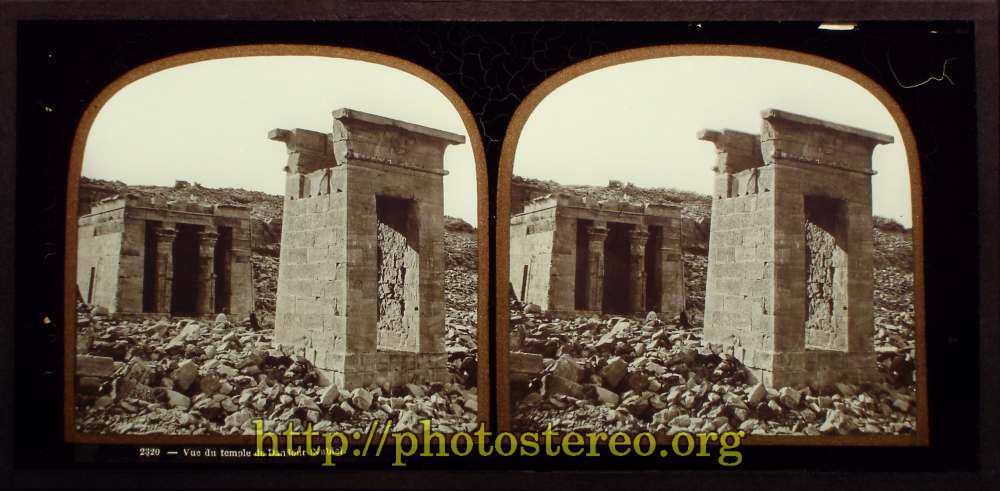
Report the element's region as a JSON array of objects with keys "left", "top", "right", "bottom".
[{"left": 376, "top": 218, "right": 420, "bottom": 352}]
